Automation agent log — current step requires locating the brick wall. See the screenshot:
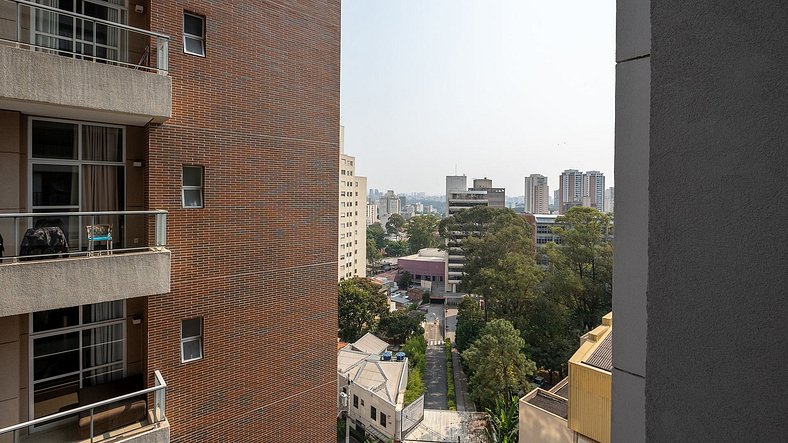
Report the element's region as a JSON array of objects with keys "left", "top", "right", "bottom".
[{"left": 144, "top": 1, "right": 340, "bottom": 441}]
